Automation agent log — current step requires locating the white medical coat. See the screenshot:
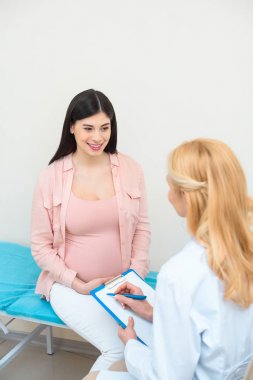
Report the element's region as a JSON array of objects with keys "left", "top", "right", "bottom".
[{"left": 98, "top": 240, "right": 253, "bottom": 380}]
